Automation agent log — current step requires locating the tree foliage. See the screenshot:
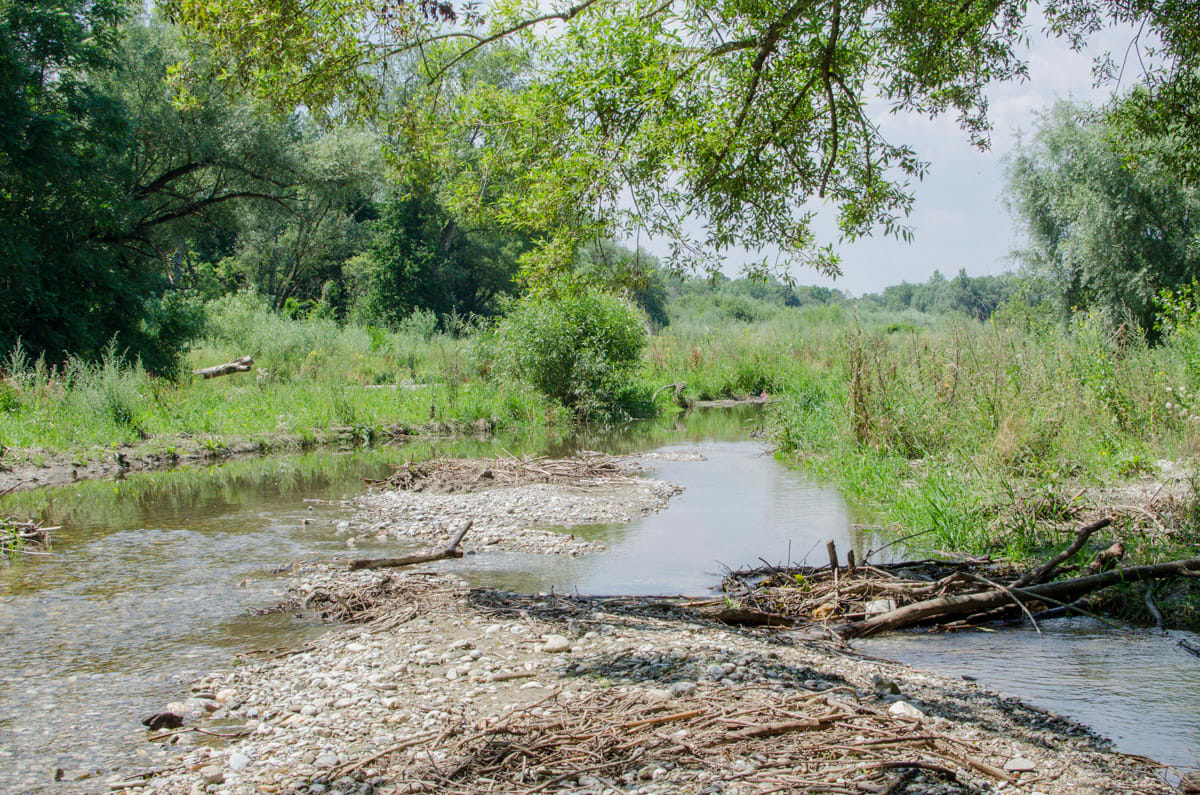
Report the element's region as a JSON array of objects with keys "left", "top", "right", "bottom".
[
  {"left": 1005, "top": 102, "right": 1200, "bottom": 333},
  {"left": 0, "top": 4, "right": 300, "bottom": 373},
  {"left": 160, "top": 0, "right": 1200, "bottom": 280}
]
